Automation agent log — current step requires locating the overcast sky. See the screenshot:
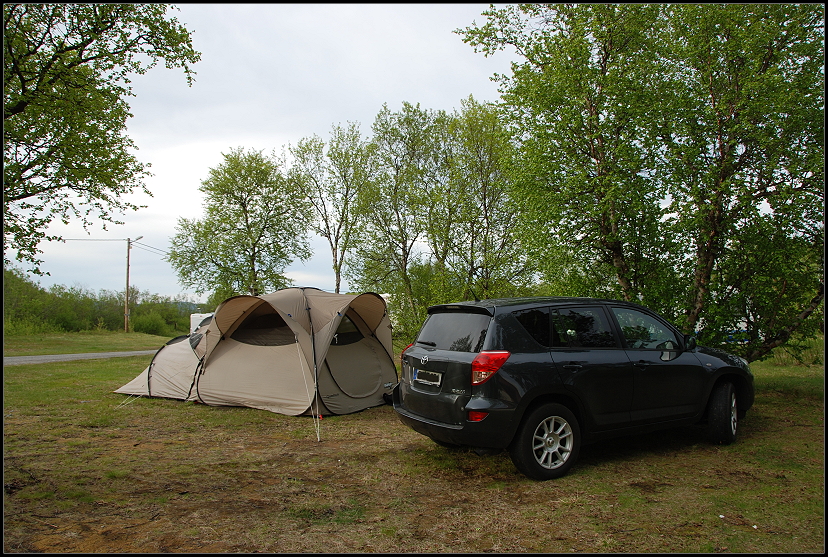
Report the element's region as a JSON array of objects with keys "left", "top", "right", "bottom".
[{"left": 16, "top": 4, "right": 517, "bottom": 303}]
